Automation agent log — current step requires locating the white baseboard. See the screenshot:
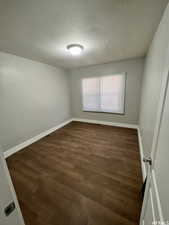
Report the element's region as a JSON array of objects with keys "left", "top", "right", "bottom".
[
  {"left": 4, "top": 117, "right": 140, "bottom": 171},
  {"left": 72, "top": 118, "right": 138, "bottom": 129},
  {"left": 4, "top": 119, "right": 73, "bottom": 158},
  {"left": 137, "top": 127, "right": 146, "bottom": 181},
  {"left": 4, "top": 117, "right": 138, "bottom": 159}
]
